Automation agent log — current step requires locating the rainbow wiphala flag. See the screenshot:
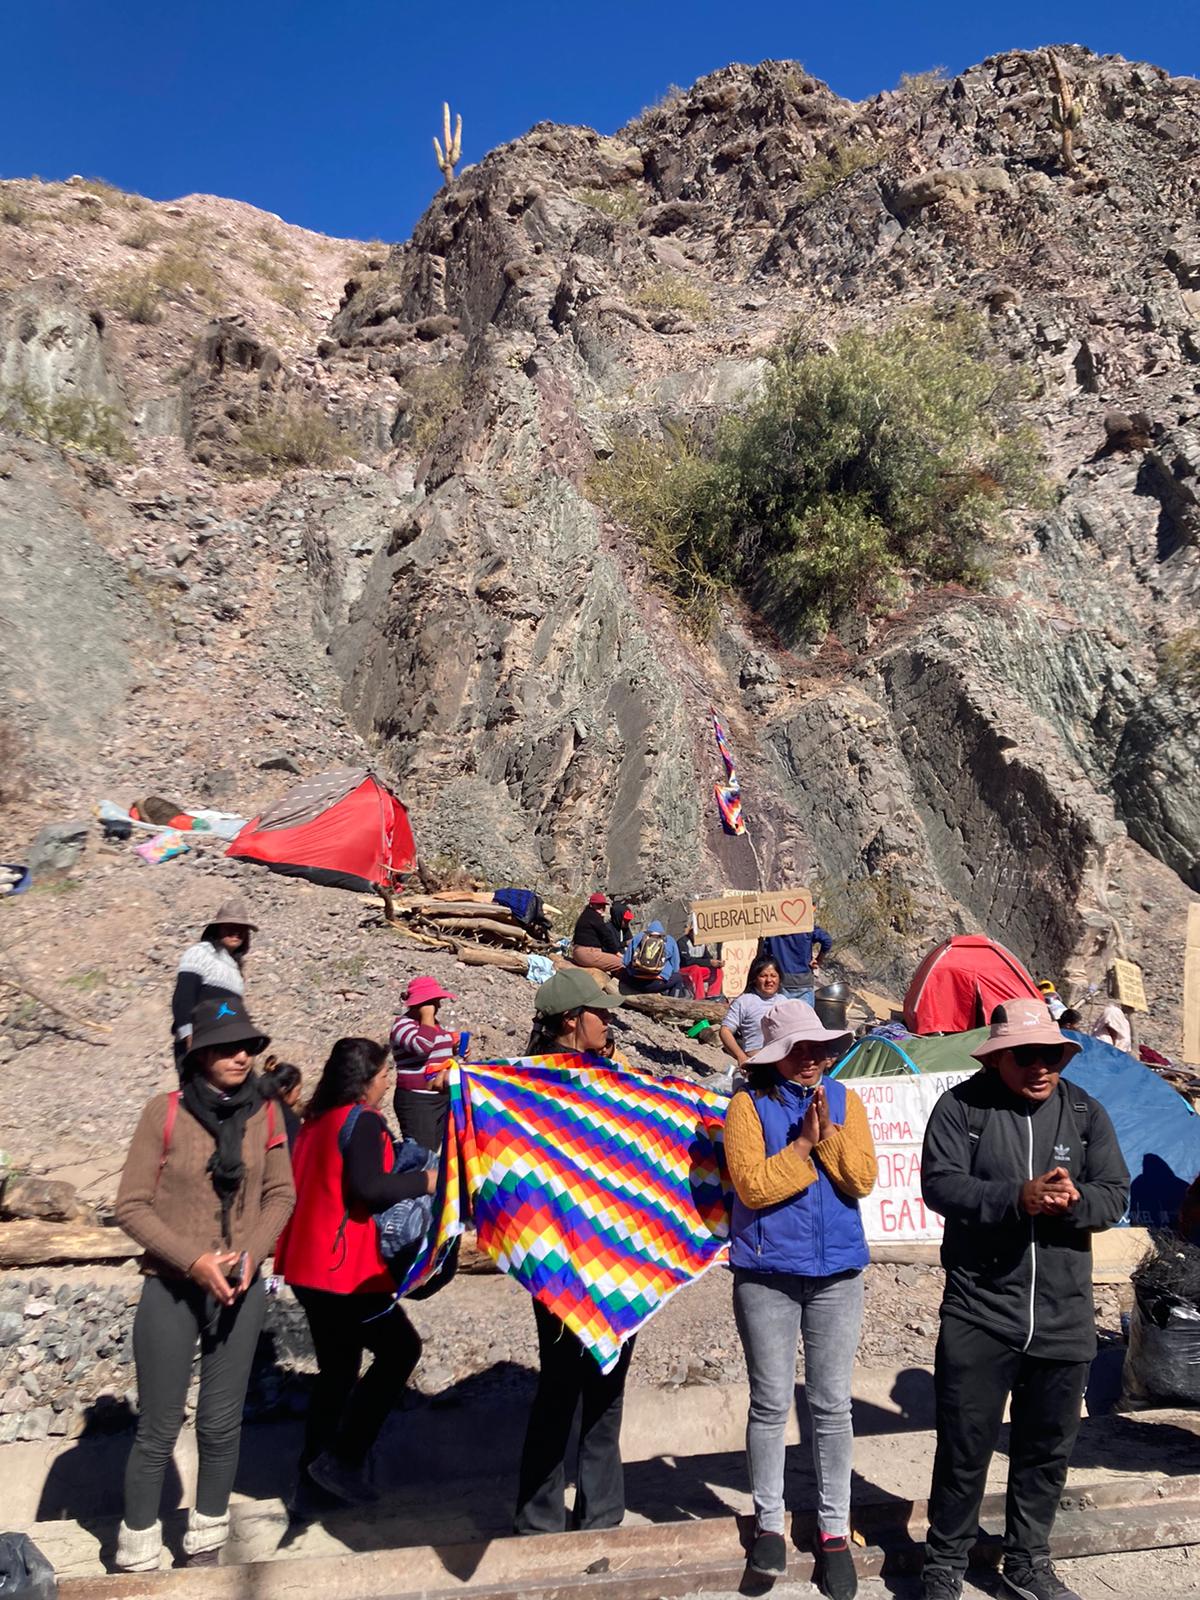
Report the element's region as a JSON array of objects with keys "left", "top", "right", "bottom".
[{"left": 396, "top": 1055, "right": 732, "bottom": 1371}]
